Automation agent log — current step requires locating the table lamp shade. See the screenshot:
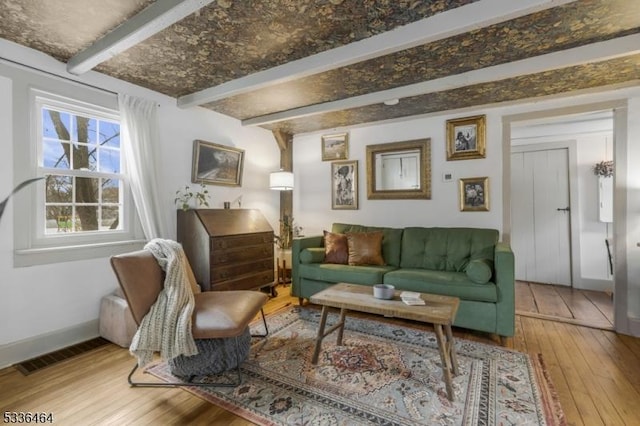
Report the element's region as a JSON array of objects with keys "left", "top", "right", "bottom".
[{"left": 270, "top": 170, "right": 294, "bottom": 190}]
